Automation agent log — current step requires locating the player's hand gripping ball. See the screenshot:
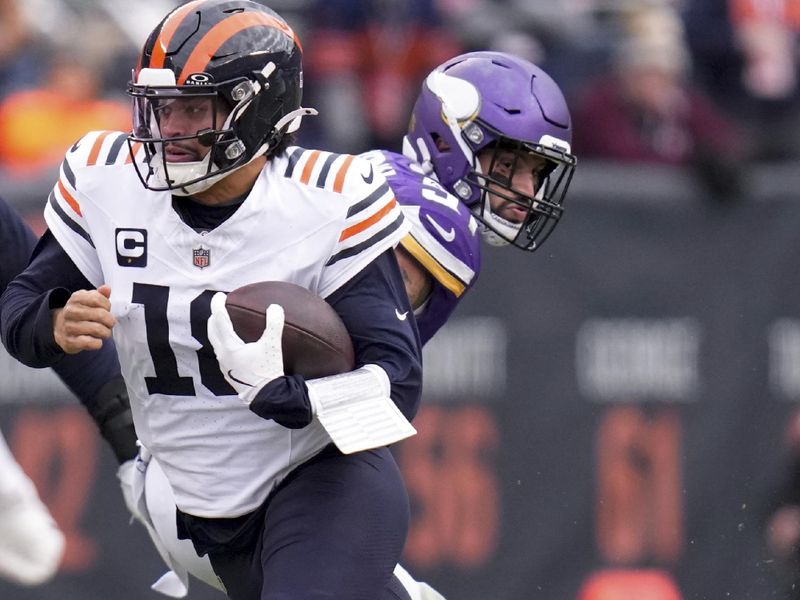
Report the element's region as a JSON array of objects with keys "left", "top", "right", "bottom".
[{"left": 208, "top": 282, "right": 355, "bottom": 406}]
